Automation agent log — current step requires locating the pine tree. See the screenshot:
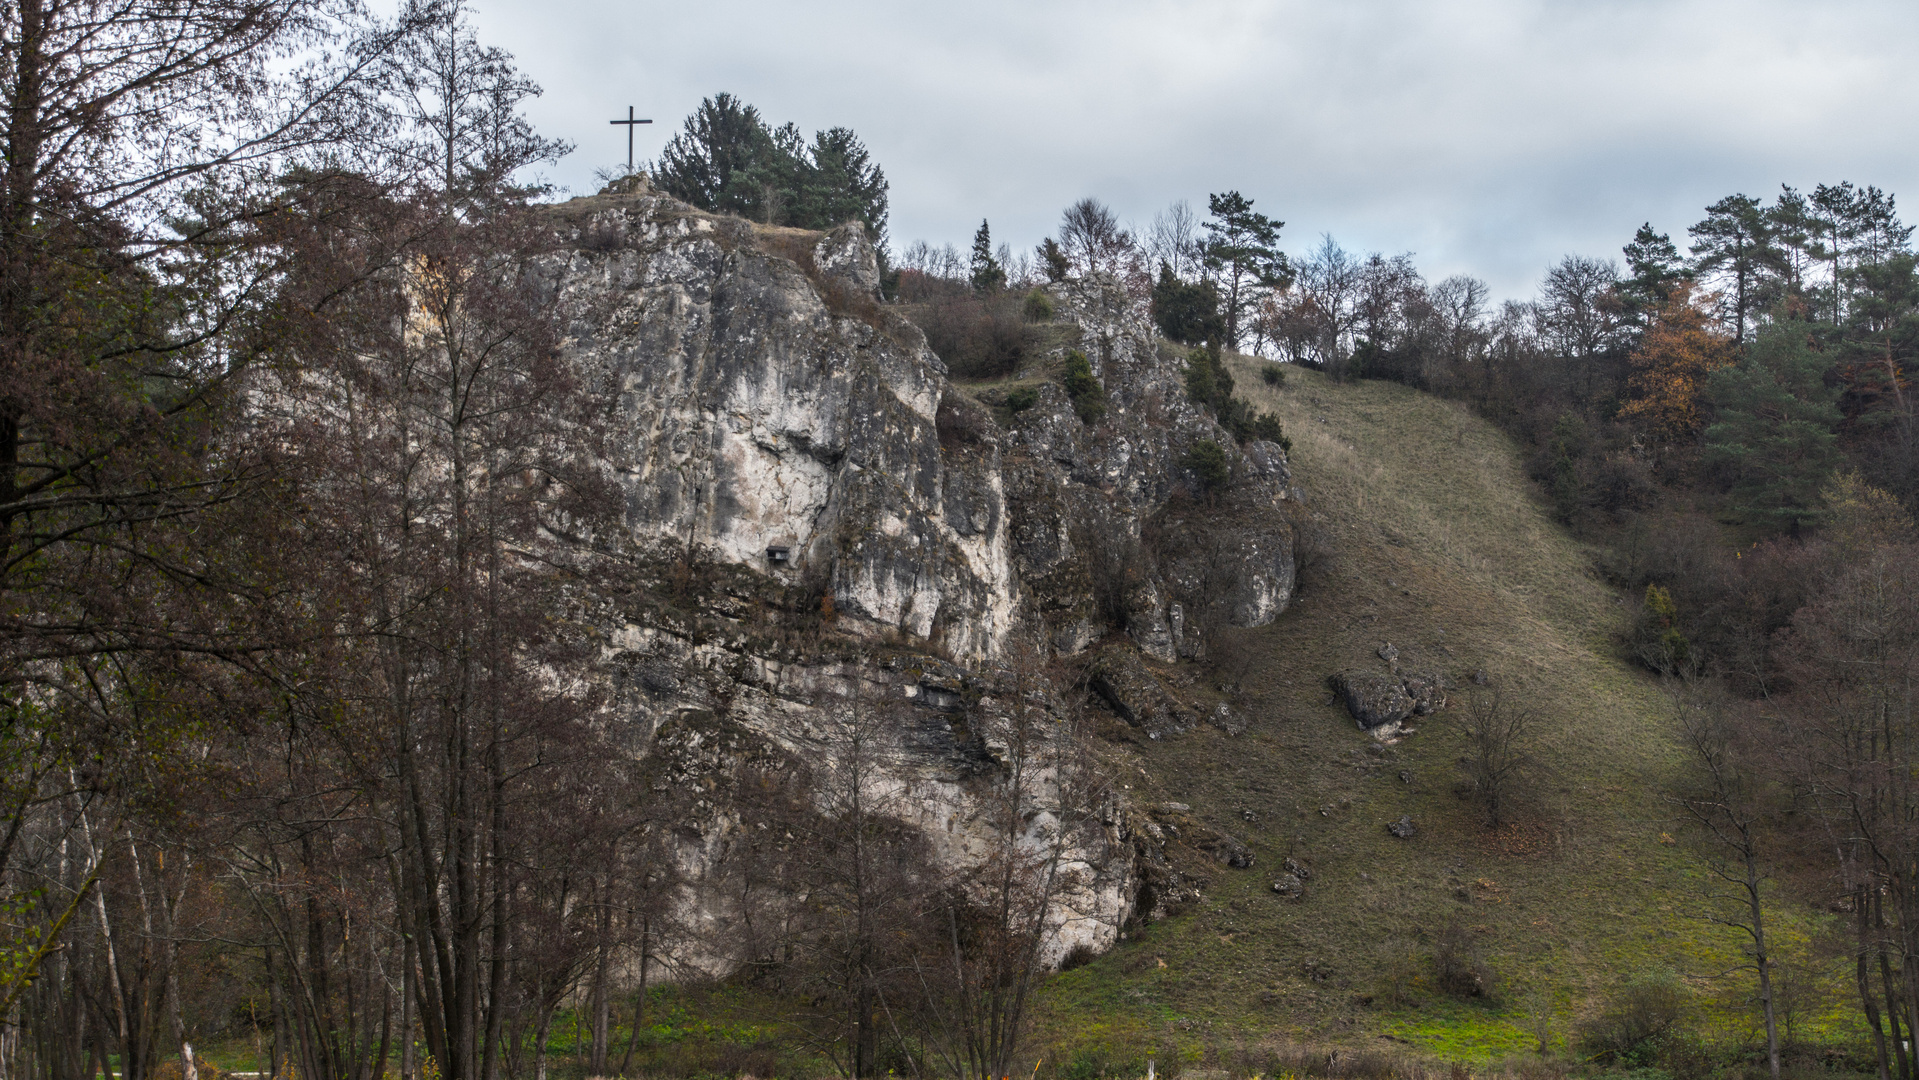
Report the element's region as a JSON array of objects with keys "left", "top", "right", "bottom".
[
  {"left": 1689, "top": 194, "right": 1774, "bottom": 343},
  {"left": 1807, "top": 182, "right": 1915, "bottom": 324},
  {"left": 1036, "top": 238, "right": 1070, "bottom": 283},
  {"left": 1201, "top": 191, "right": 1290, "bottom": 350},
  {"left": 1703, "top": 324, "right": 1842, "bottom": 532},
  {"left": 796, "top": 126, "right": 889, "bottom": 241},
  {"left": 1764, "top": 186, "right": 1817, "bottom": 313},
  {"left": 654, "top": 94, "right": 780, "bottom": 219},
  {"left": 970, "top": 219, "right": 1006, "bottom": 292},
  {"left": 1619, "top": 223, "right": 1690, "bottom": 325}
]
